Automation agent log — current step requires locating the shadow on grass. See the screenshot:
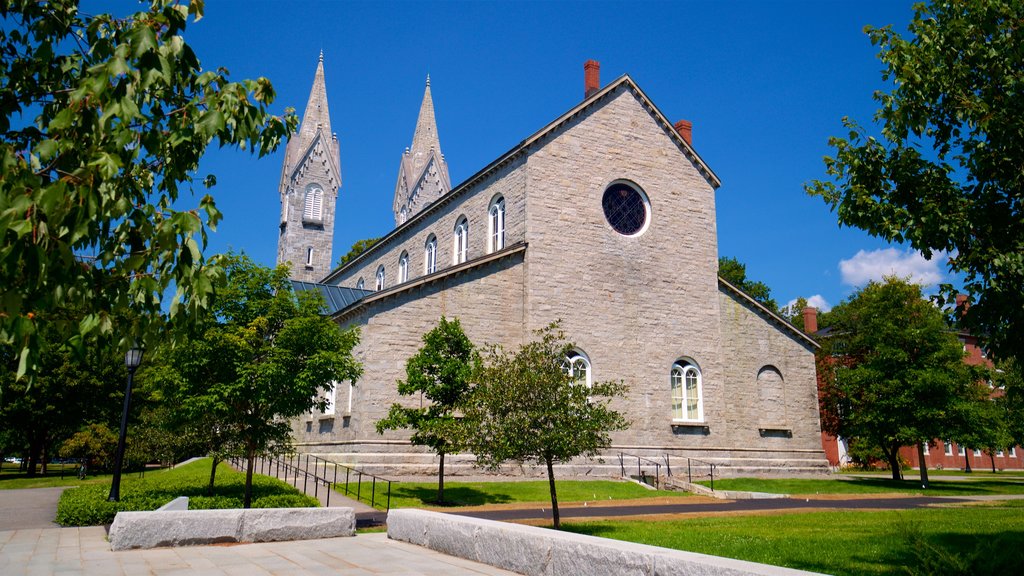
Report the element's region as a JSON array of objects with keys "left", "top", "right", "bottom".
[
  {"left": 391, "top": 485, "right": 514, "bottom": 507},
  {"left": 842, "top": 476, "right": 1024, "bottom": 495}
]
